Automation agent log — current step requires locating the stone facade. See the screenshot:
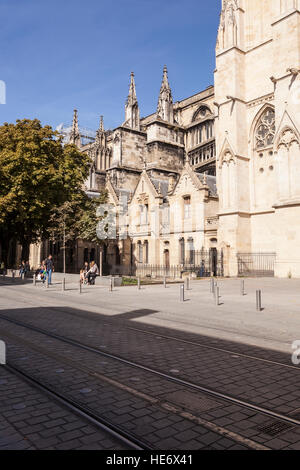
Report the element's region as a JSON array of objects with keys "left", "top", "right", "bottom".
[
  {"left": 75, "top": 67, "right": 219, "bottom": 275},
  {"left": 27, "top": 1, "right": 300, "bottom": 278},
  {"left": 215, "top": 0, "right": 300, "bottom": 277}
]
